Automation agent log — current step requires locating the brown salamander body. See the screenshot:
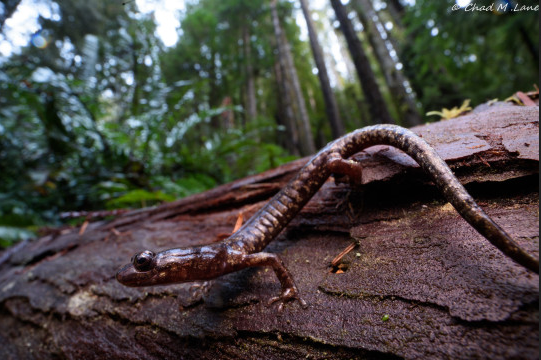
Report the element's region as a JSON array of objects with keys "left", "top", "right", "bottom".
[{"left": 116, "top": 125, "right": 539, "bottom": 308}]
